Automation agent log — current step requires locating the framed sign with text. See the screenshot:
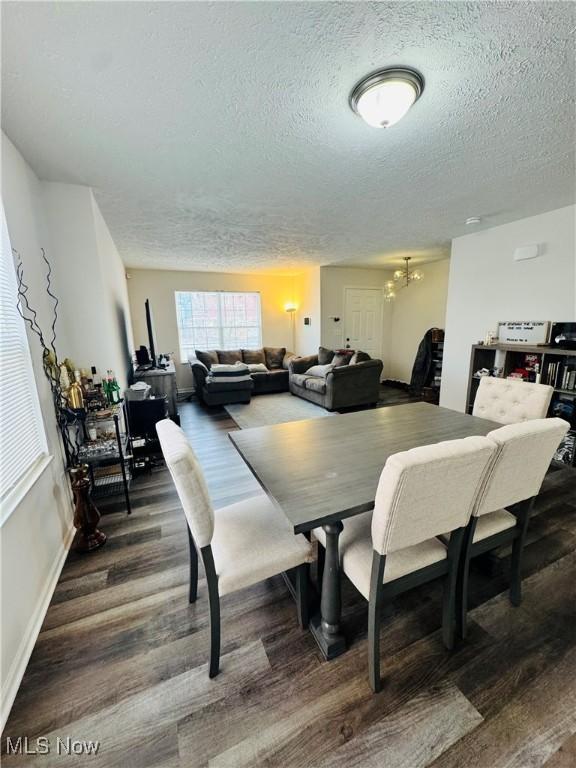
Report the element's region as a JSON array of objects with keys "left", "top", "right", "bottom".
[{"left": 497, "top": 321, "right": 550, "bottom": 345}]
